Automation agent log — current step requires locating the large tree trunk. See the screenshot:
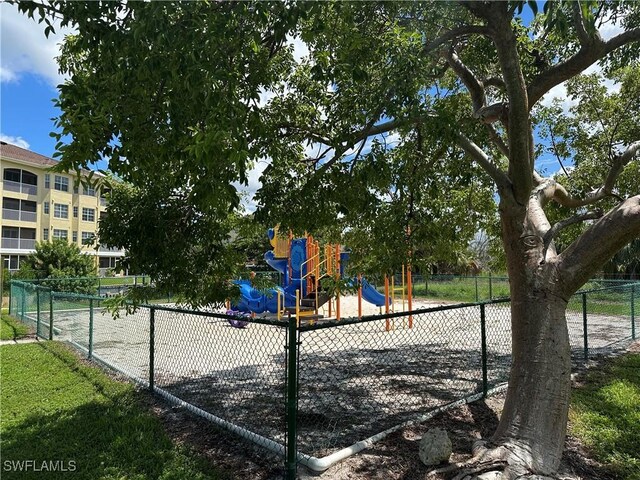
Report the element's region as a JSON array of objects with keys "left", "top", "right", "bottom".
[
  {"left": 491, "top": 285, "right": 572, "bottom": 477},
  {"left": 481, "top": 202, "right": 573, "bottom": 479}
]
